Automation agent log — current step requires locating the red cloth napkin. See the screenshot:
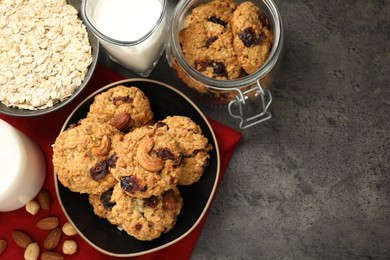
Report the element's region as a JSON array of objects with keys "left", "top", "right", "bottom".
[{"left": 0, "top": 65, "right": 242, "bottom": 259}]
